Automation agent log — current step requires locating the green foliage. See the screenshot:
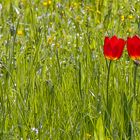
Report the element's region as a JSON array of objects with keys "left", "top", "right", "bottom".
[{"left": 0, "top": 0, "right": 140, "bottom": 139}]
